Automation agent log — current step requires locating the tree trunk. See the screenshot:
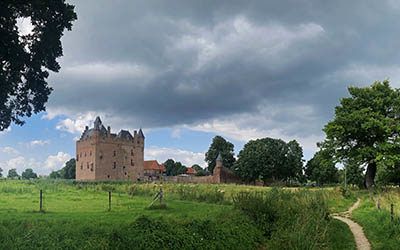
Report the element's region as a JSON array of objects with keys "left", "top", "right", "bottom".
[{"left": 364, "top": 162, "right": 377, "bottom": 189}]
